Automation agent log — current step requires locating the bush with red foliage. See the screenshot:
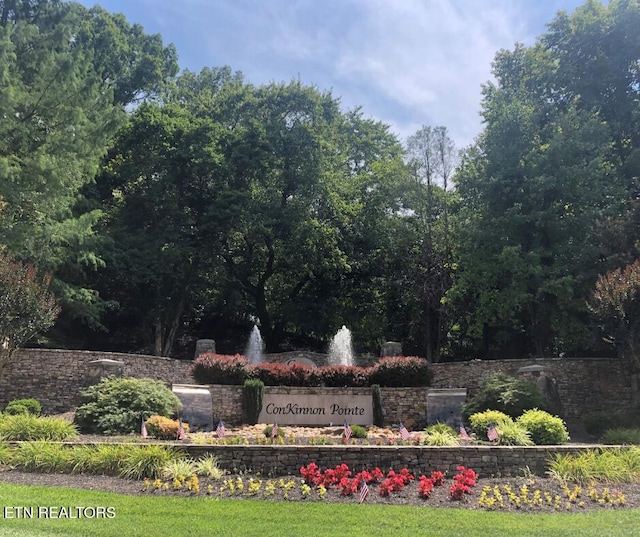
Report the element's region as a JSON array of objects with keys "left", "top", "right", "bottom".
[
  {"left": 318, "top": 365, "right": 370, "bottom": 387},
  {"left": 368, "top": 356, "right": 432, "bottom": 387},
  {"left": 190, "top": 353, "right": 249, "bottom": 385}
]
